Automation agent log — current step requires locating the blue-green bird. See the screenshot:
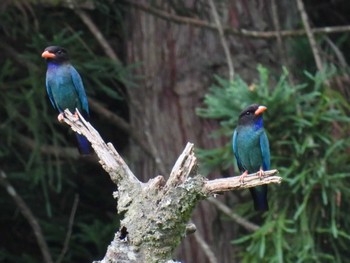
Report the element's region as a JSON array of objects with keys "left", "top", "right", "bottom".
[
  {"left": 233, "top": 104, "right": 270, "bottom": 211},
  {"left": 42, "top": 46, "right": 91, "bottom": 155}
]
